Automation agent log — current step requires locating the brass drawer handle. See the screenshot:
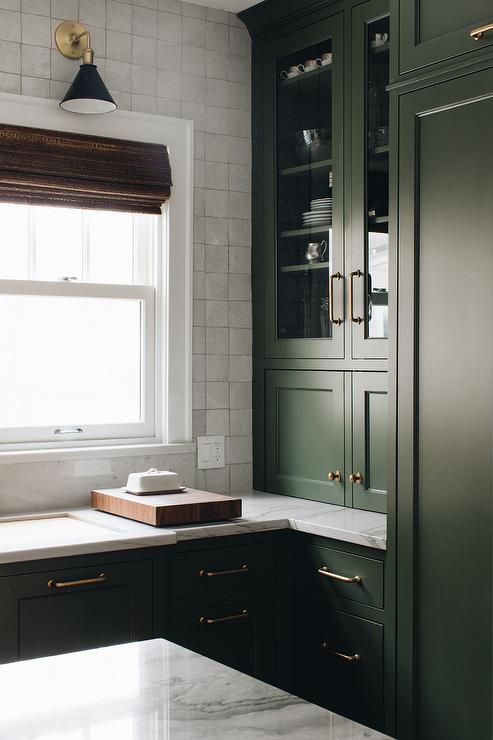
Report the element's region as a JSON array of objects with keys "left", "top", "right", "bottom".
[
  {"left": 318, "top": 566, "right": 362, "bottom": 584},
  {"left": 470, "top": 22, "right": 493, "bottom": 40},
  {"left": 199, "top": 564, "right": 250, "bottom": 578},
  {"left": 349, "top": 269, "right": 364, "bottom": 324},
  {"left": 48, "top": 573, "right": 107, "bottom": 589},
  {"left": 200, "top": 609, "right": 249, "bottom": 625},
  {"left": 321, "top": 642, "right": 361, "bottom": 663},
  {"left": 327, "top": 470, "right": 342, "bottom": 482},
  {"left": 349, "top": 472, "right": 363, "bottom": 484},
  {"left": 329, "top": 271, "right": 343, "bottom": 325}
]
